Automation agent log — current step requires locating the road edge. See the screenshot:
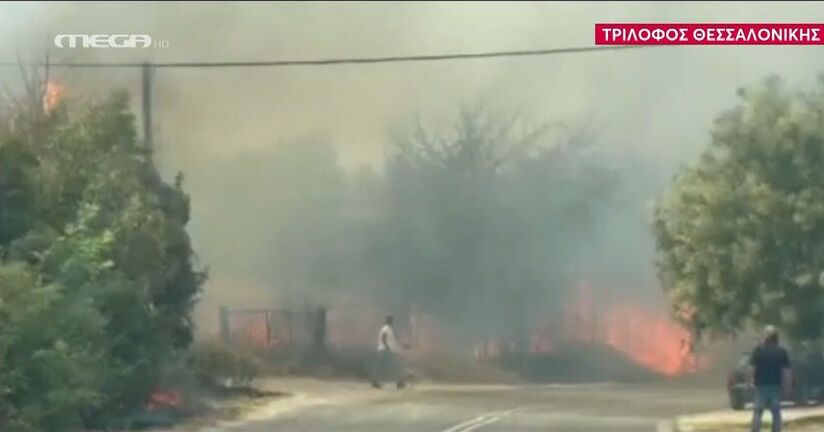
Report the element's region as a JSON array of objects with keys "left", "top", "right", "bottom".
[{"left": 671, "top": 412, "right": 824, "bottom": 432}]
